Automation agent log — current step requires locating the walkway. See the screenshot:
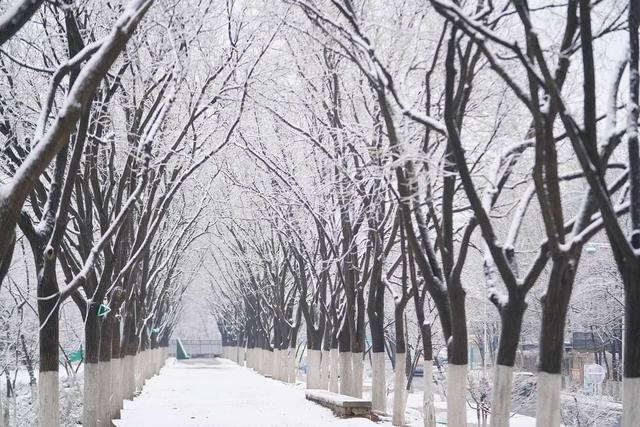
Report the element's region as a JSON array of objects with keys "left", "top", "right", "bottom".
[{"left": 114, "top": 358, "right": 378, "bottom": 427}]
